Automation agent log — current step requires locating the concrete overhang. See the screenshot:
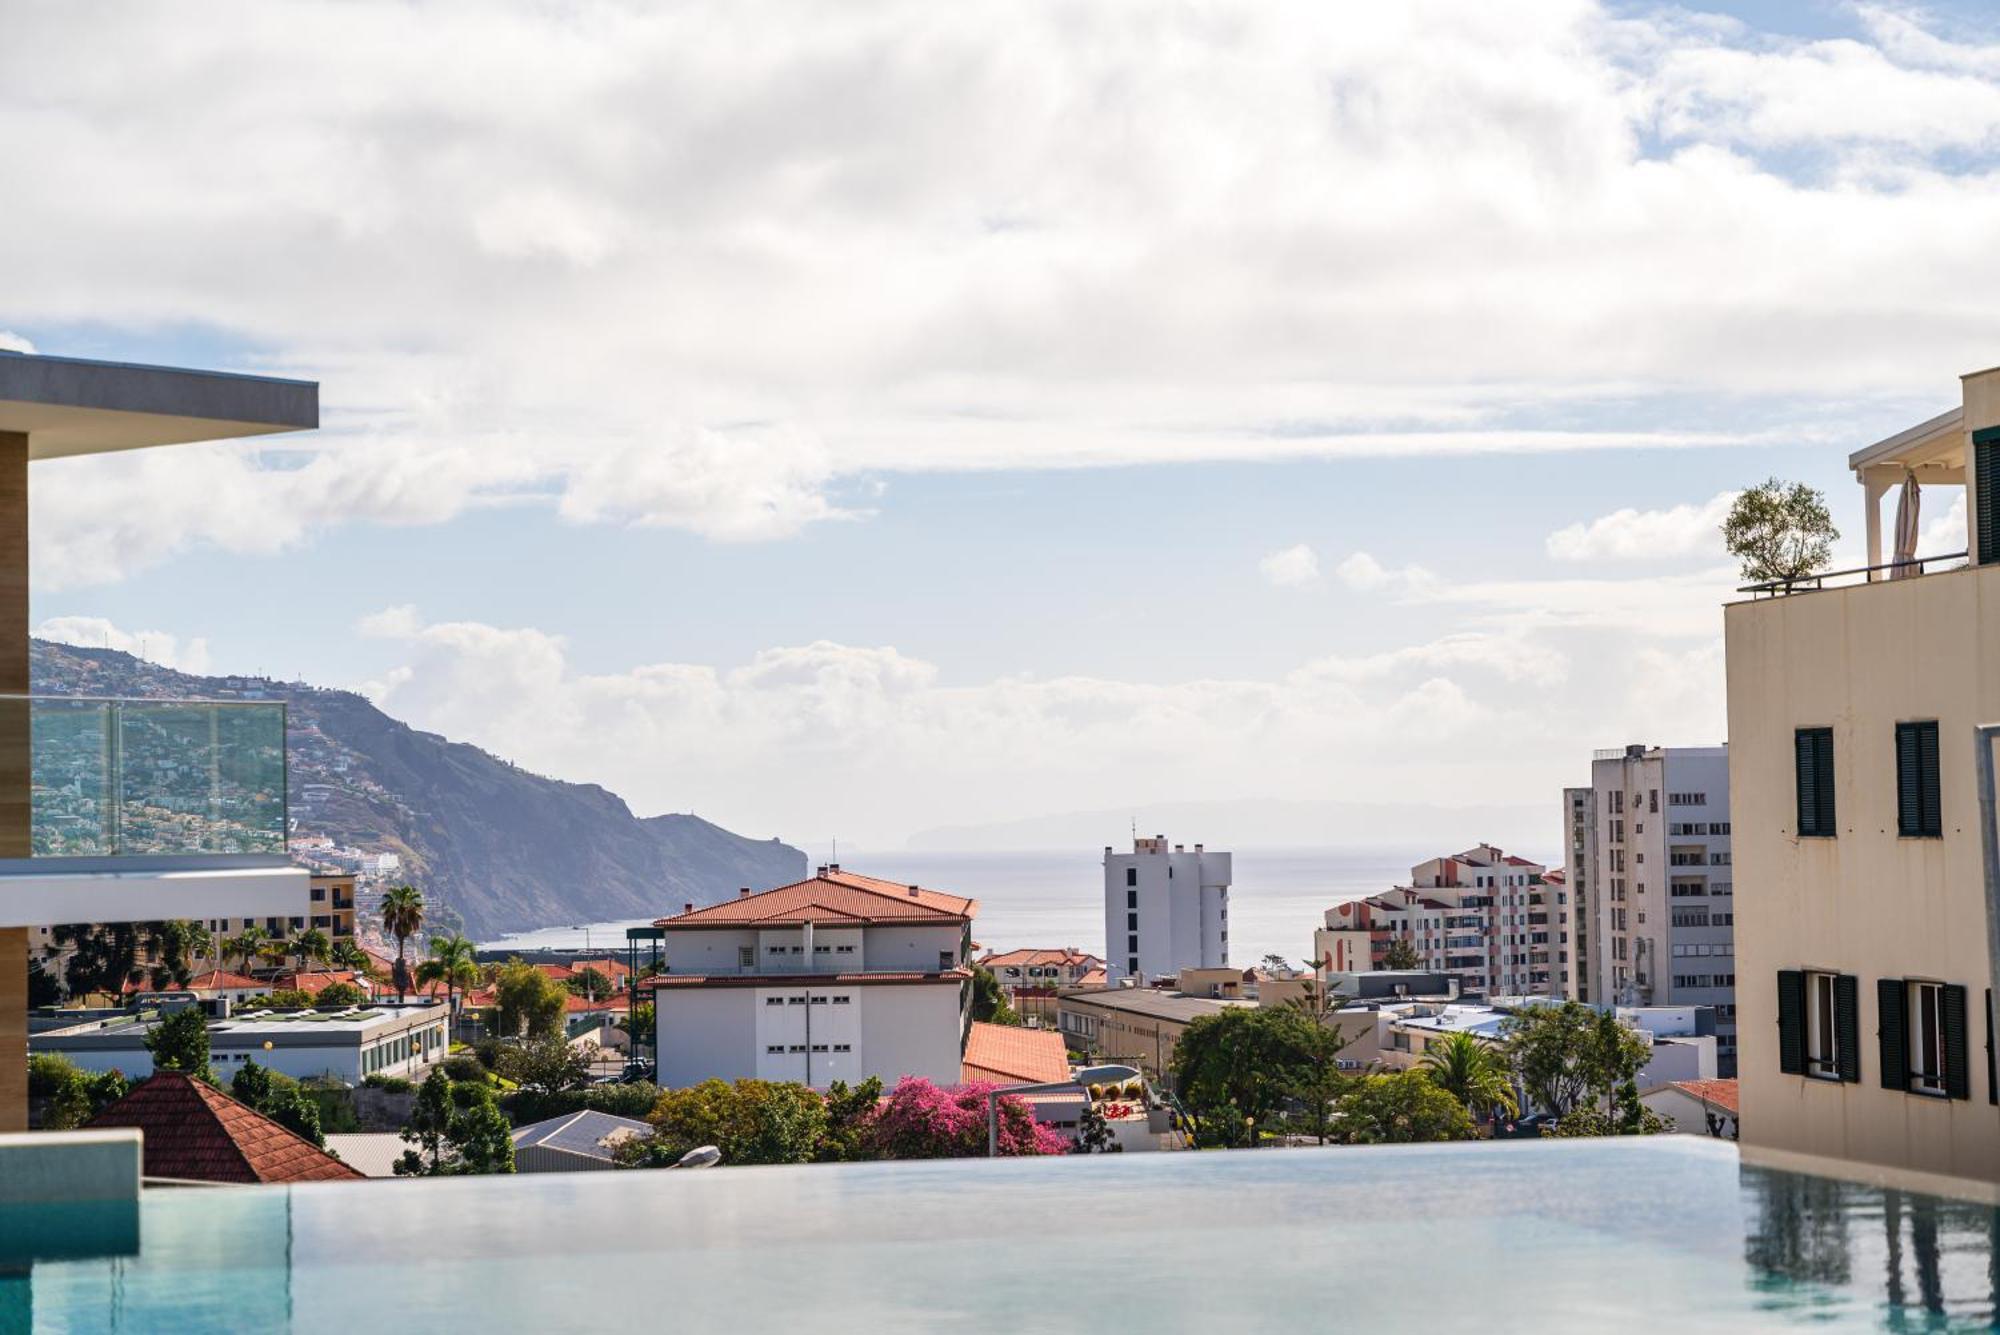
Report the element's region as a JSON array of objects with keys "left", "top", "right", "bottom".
[{"left": 0, "top": 351, "right": 318, "bottom": 459}]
